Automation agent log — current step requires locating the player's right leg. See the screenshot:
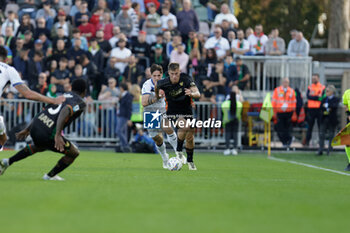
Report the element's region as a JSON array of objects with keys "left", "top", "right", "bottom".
[
  {"left": 44, "top": 140, "right": 80, "bottom": 181},
  {"left": 0, "top": 144, "right": 44, "bottom": 175},
  {"left": 151, "top": 133, "right": 169, "bottom": 169},
  {"left": 185, "top": 128, "right": 197, "bottom": 171},
  {"left": 174, "top": 117, "right": 187, "bottom": 164},
  {"left": 162, "top": 118, "right": 177, "bottom": 151}
]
